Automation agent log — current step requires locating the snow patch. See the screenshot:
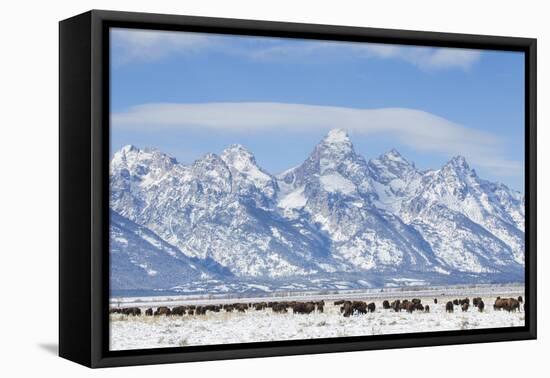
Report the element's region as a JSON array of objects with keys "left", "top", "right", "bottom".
[{"left": 320, "top": 173, "right": 355, "bottom": 195}]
